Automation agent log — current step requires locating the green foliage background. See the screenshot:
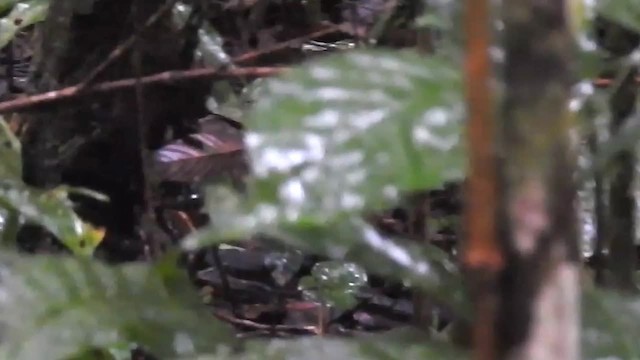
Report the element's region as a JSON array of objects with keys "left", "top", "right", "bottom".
[{"left": 0, "top": 0, "right": 639, "bottom": 359}]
